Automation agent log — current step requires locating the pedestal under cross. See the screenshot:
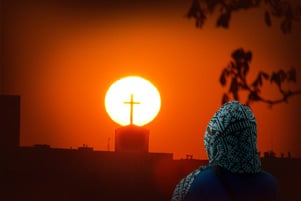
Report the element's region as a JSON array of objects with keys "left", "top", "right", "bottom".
[{"left": 123, "top": 93, "right": 140, "bottom": 125}]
